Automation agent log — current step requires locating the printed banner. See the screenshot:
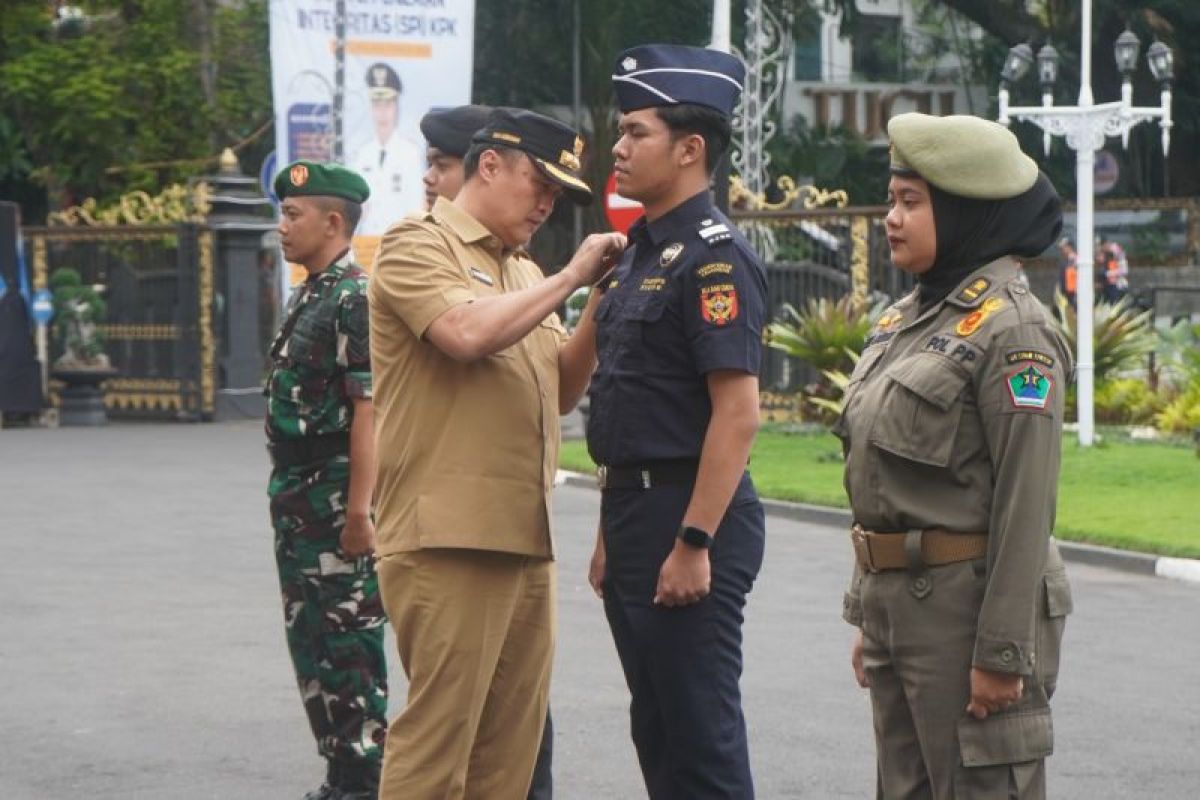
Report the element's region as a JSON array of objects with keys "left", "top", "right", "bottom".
[{"left": 269, "top": 0, "right": 475, "bottom": 267}]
